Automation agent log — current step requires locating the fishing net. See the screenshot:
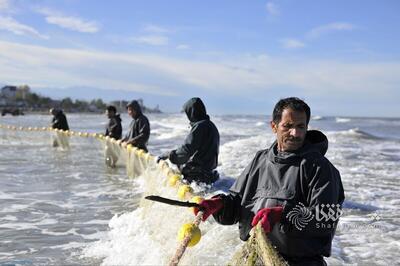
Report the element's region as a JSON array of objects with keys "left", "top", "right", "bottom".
[{"left": 228, "top": 223, "right": 288, "bottom": 266}]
